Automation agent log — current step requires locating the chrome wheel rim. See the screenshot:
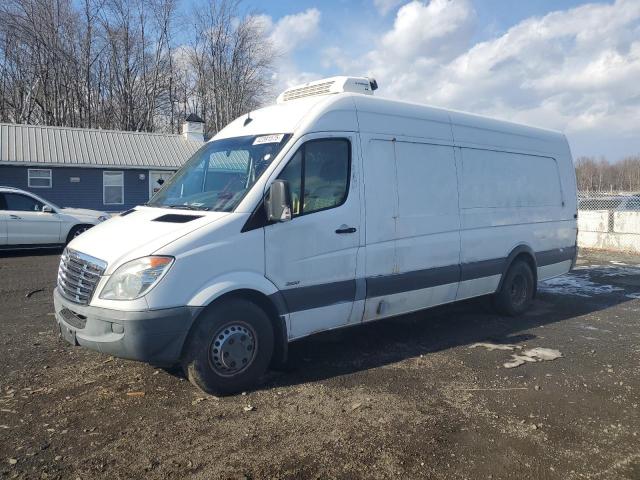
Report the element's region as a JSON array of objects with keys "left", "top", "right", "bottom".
[{"left": 209, "top": 322, "right": 257, "bottom": 377}]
